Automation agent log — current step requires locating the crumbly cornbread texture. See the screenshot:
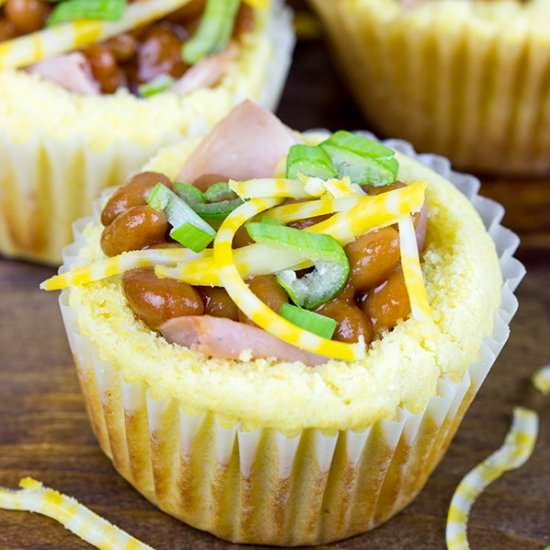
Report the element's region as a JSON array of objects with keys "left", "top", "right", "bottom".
[
  {"left": 0, "top": 5, "right": 274, "bottom": 147},
  {"left": 67, "top": 141, "right": 502, "bottom": 434}
]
